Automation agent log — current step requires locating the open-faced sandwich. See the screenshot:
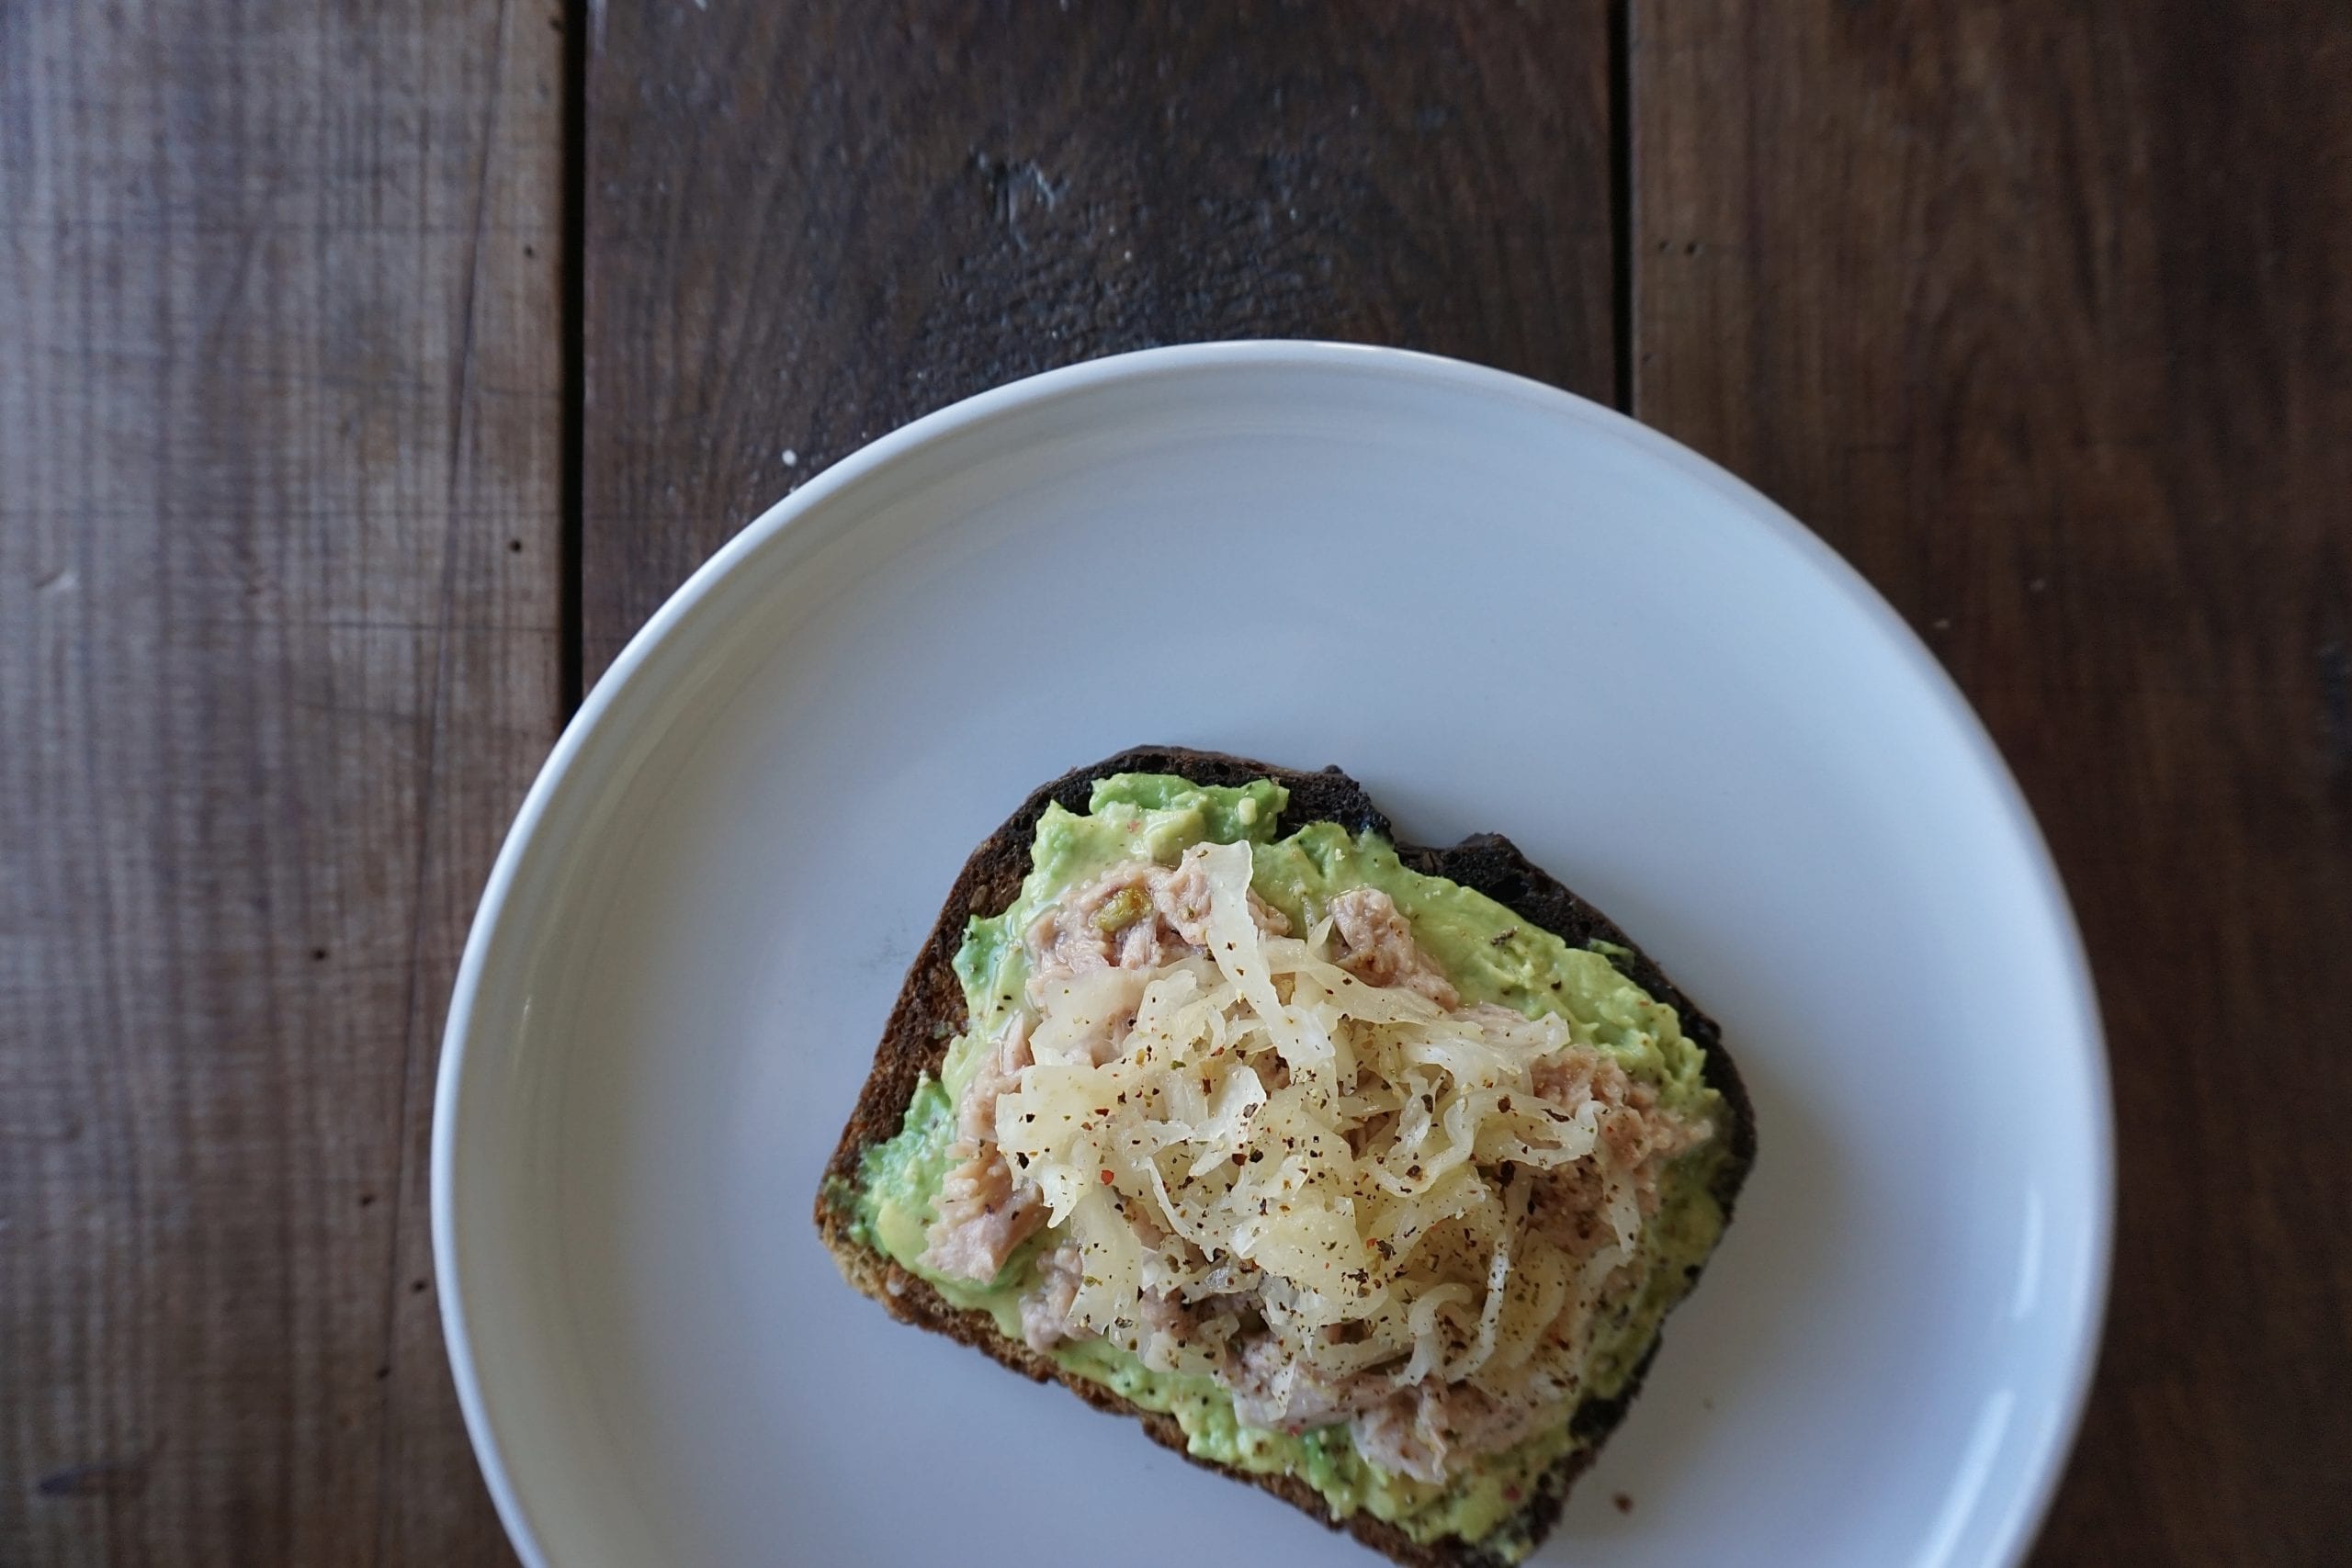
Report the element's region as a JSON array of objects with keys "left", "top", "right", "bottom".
[{"left": 816, "top": 748, "right": 1754, "bottom": 1565}]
